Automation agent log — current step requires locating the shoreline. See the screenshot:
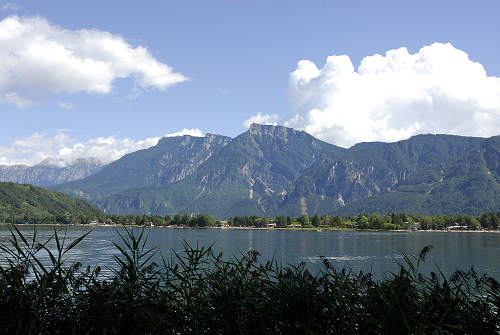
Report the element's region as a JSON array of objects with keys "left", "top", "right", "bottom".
[{"left": 2, "top": 223, "right": 498, "bottom": 233}]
